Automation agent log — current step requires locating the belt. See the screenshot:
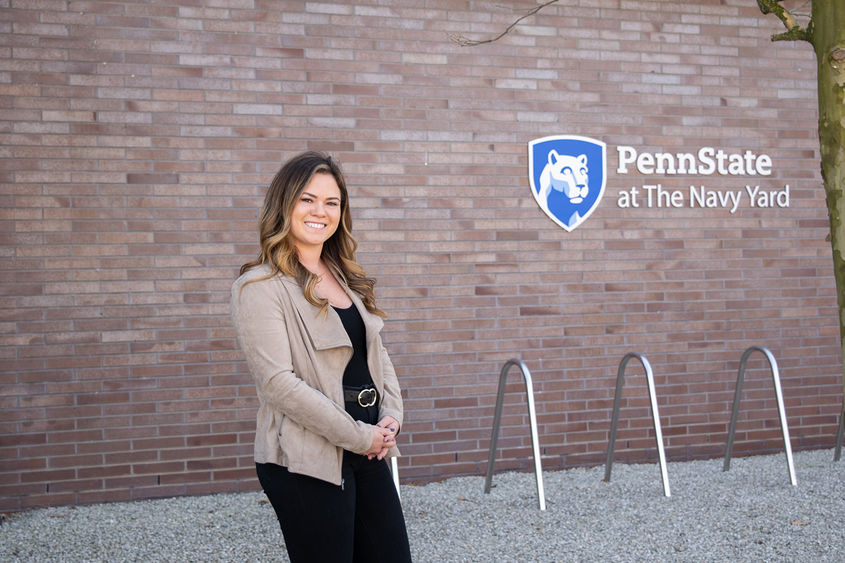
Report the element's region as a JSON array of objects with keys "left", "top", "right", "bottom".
[{"left": 343, "top": 385, "right": 378, "bottom": 408}]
